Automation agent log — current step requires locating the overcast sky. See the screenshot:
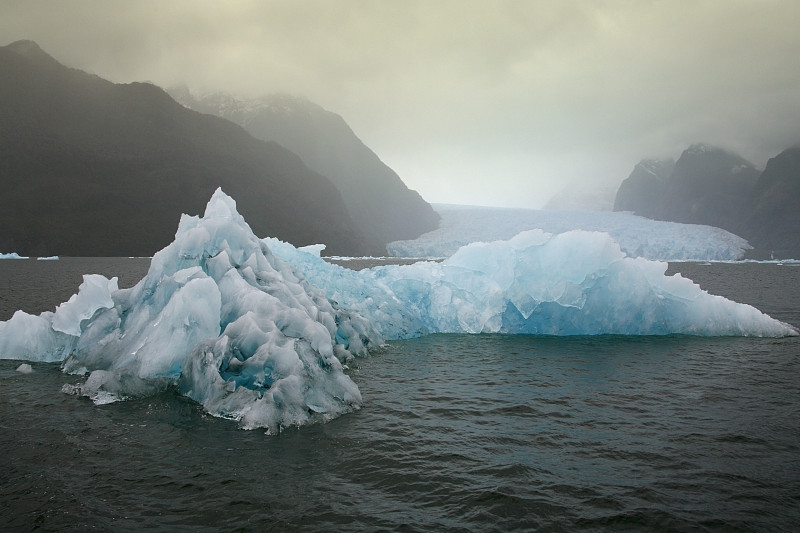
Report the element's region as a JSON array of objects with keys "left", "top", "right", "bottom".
[{"left": 2, "top": 0, "right": 799, "bottom": 207}]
